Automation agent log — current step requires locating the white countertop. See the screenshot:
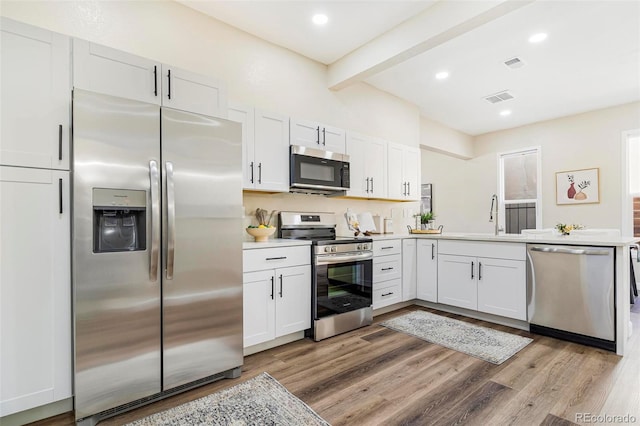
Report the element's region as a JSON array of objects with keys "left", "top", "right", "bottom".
[{"left": 242, "top": 238, "right": 312, "bottom": 250}]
